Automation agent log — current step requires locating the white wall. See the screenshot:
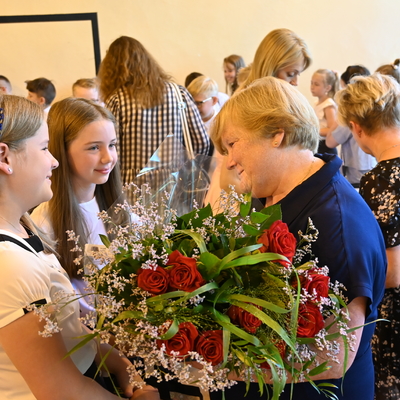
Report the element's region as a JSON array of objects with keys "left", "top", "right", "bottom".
[{"left": 2, "top": 0, "right": 400, "bottom": 103}]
